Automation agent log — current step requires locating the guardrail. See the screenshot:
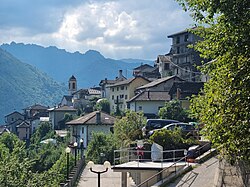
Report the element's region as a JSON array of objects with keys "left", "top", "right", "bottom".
[
  {"left": 136, "top": 142, "right": 212, "bottom": 187},
  {"left": 113, "top": 148, "right": 187, "bottom": 168},
  {"left": 136, "top": 156, "right": 187, "bottom": 187}
]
